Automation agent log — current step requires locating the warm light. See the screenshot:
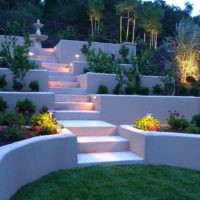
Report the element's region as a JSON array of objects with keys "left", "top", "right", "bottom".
[
  {"left": 69, "top": 62, "right": 73, "bottom": 67},
  {"left": 93, "top": 96, "right": 97, "bottom": 100},
  {"left": 29, "top": 52, "right": 34, "bottom": 57},
  {"left": 75, "top": 54, "right": 80, "bottom": 59}
]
